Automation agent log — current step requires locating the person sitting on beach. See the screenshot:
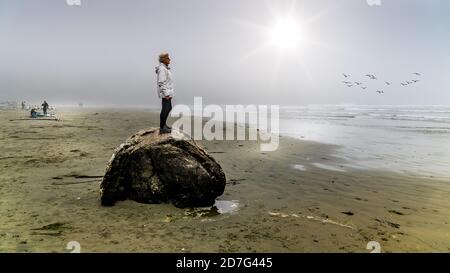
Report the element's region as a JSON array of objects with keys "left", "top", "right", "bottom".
[
  {"left": 30, "top": 108, "right": 37, "bottom": 118},
  {"left": 42, "top": 100, "right": 49, "bottom": 116},
  {"left": 155, "top": 53, "right": 174, "bottom": 134}
]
